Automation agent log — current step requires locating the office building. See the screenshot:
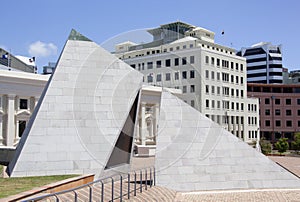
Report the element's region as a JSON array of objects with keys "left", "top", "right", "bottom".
[
  {"left": 237, "top": 42, "right": 283, "bottom": 84},
  {"left": 115, "top": 21, "right": 260, "bottom": 143}
]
